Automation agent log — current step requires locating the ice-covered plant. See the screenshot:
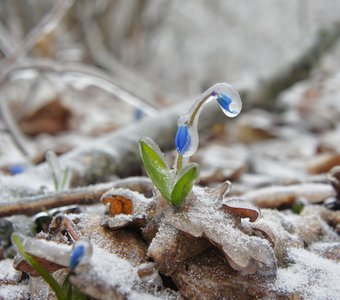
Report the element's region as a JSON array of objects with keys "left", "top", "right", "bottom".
[
  {"left": 11, "top": 233, "right": 89, "bottom": 300},
  {"left": 46, "top": 150, "right": 71, "bottom": 191},
  {"left": 139, "top": 83, "right": 242, "bottom": 207}
]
